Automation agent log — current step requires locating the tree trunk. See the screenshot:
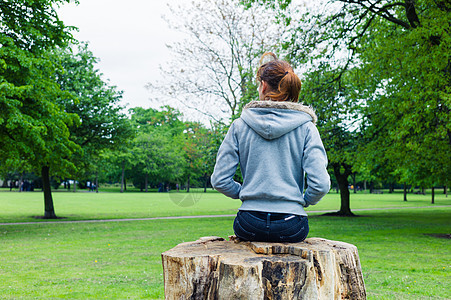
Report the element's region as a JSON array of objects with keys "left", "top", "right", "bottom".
[
  {"left": 403, "top": 184, "right": 408, "bottom": 201},
  {"left": 162, "top": 236, "right": 366, "bottom": 299},
  {"left": 187, "top": 174, "right": 190, "bottom": 193},
  {"left": 431, "top": 186, "right": 435, "bottom": 204},
  {"left": 203, "top": 173, "right": 207, "bottom": 193},
  {"left": 145, "top": 173, "right": 148, "bottom": 193},
  {"left": 333, "top": 163, "right": 353, "bottom": 216},
  {"left": 41, "top": 166, "right": 57, "bottom": 219},
  {"left": 120, "top": 160, "right": 125, "bottom": 193},
  {"left": 389, "top": 183, "right": 394, "bottom": 193},
  {"left": 73, "top": 177, "right": 76, "bottom": 193},
  {"left": 444, "top": 185, "right": 448, "bottom": 197}
]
